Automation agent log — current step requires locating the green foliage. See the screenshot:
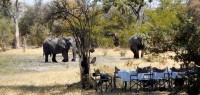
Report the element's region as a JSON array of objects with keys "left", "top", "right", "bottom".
[
  {"left": 19, "top": 6, "right": 35, "bottom": 36},
  {"left": 172, "top": 1, "right": 200, "bottom": 94},
  {"left": 28, "top": 23, "right": 49, "bottom": 46},
  {"left": 174, "top": 15, "right": 200, "bottom": 65},
  {"left": 0, "top": 14, "right": 14, "bottom": 50},
  {"left": 0, "top": 0, "right": 189, "bottom": 50},
  {"left": 188, "top": 0, "right": 200, "bottom": 29},
  {"left": 19, "top": 2, "right": 50, "bottom": 46},
  {"left": 98, "top": 9, "right": 135, "bottom": 48},
  {"left": 145, "top": 0, "right": 185, "bottom": 53},
  {"left": 102, "top": 0, "right": 149, "bottom": 23},
  {"left": 93, "top": 0, "right": 186, "bottom": 50},
  {"left": 0, "top": 0, "right": 12, "bottom": 18}
]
